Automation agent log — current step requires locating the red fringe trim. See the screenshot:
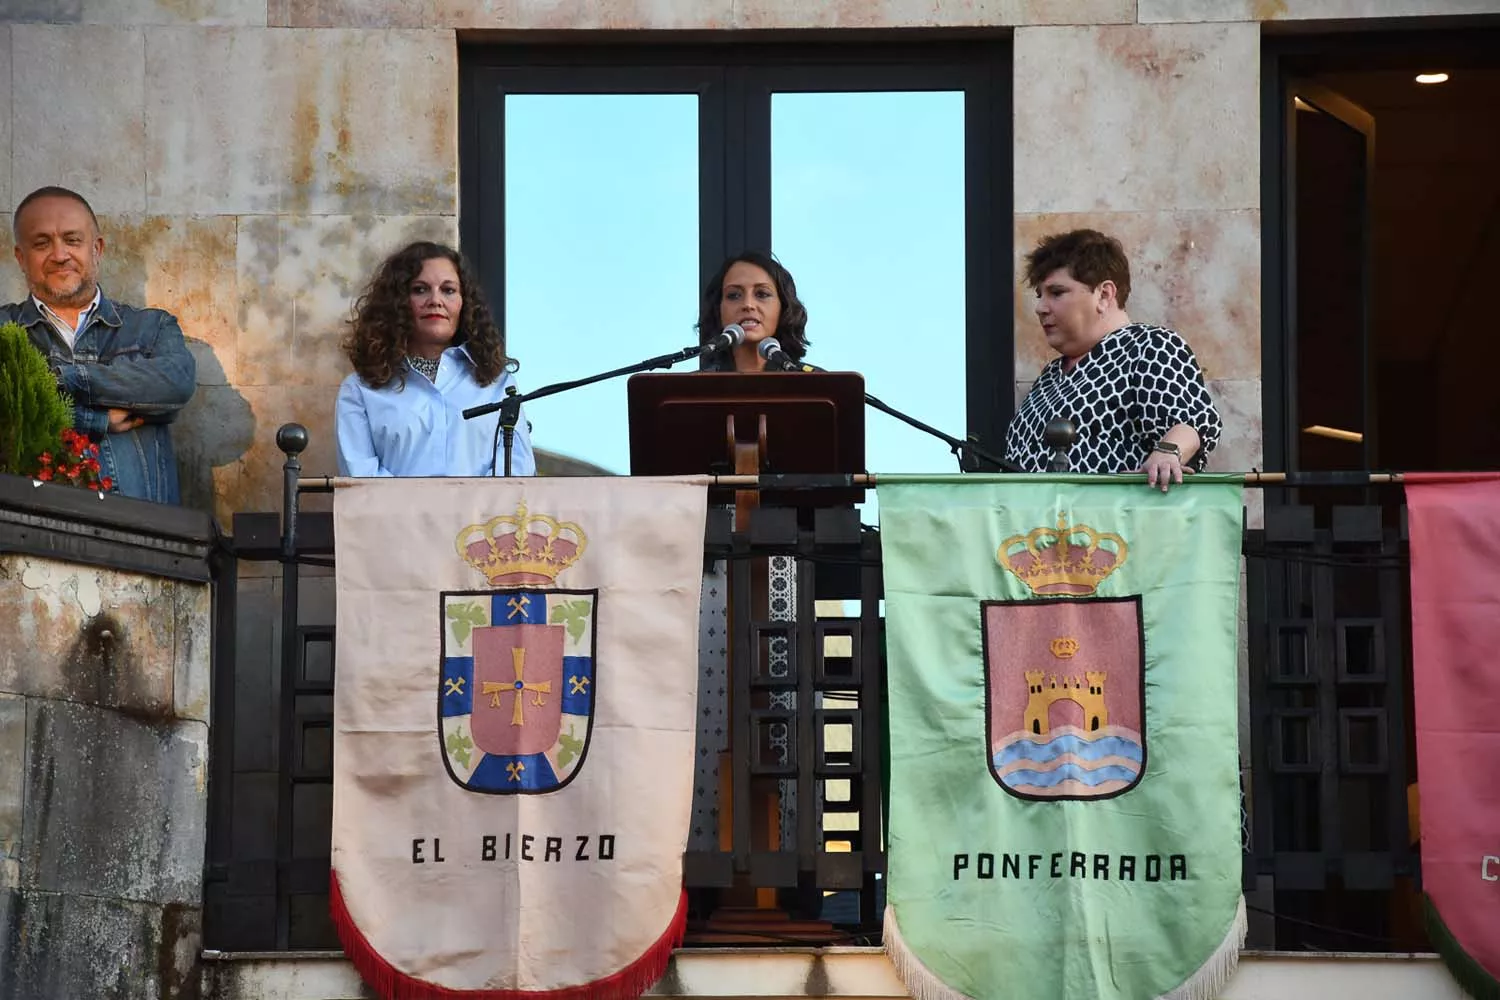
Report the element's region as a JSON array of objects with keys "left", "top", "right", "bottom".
[{"left": 330, "top": 869, "right": 686, "bottom": 1000}]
